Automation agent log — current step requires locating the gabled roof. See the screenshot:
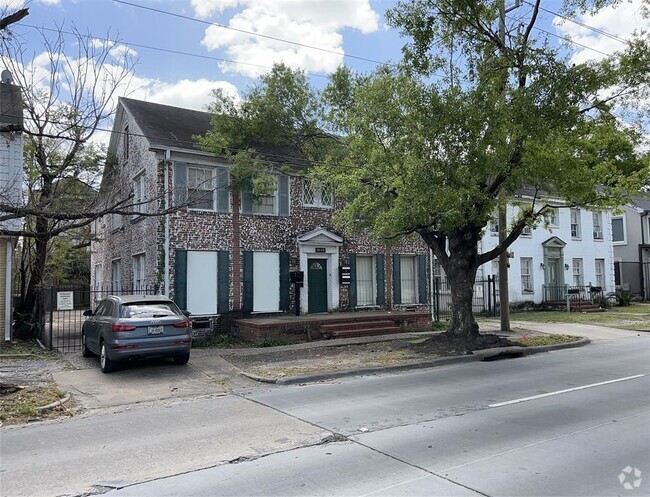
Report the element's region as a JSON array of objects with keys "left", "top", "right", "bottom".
[
  {"left": 631, "top": 193, "right": 650, "bottom": 212},
  {"left": 115, "top": 97, "right": 310, "bottom": 171},
  {"left": 0, "top": 82, "right": 23, "bottom": 131},
  {"left": 120, "top": 97, "right": 211, "bottom": 151}
]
